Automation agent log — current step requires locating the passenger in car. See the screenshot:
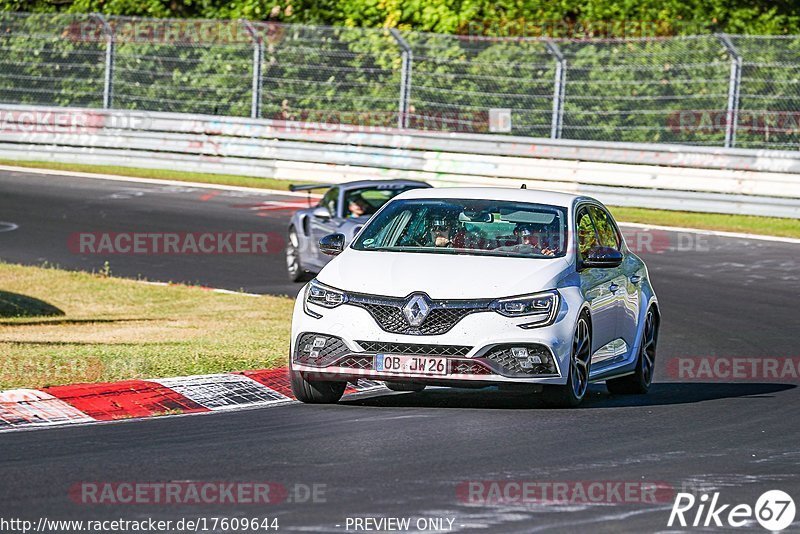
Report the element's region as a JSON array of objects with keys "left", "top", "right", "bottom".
[
  {"left": 494, "top": 223, "right": 557, "bottom": 256},
  {"left": 347, "top": 195, "right": 372, "bottom": 218}
]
